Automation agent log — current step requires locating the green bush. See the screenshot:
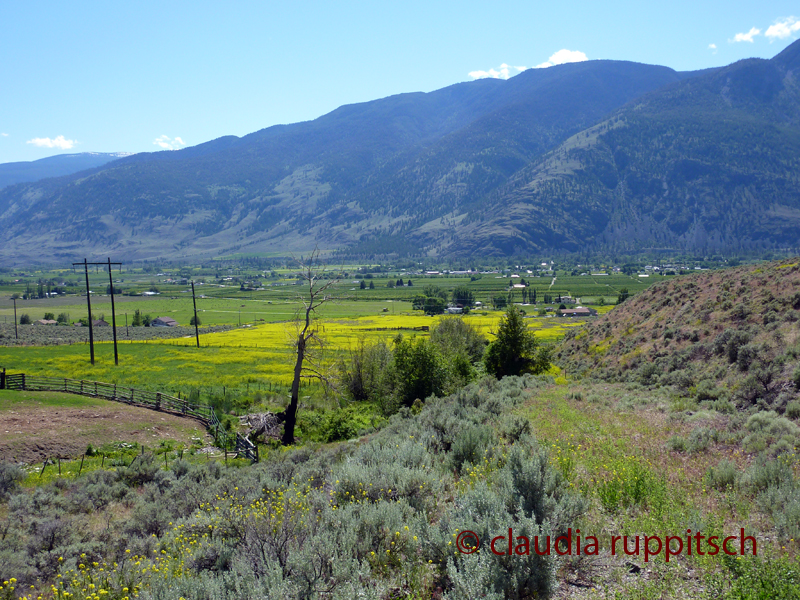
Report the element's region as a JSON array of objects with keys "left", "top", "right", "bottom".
[
  {"left": 0, "top": 461, "right": 24, "bottom": 499},
  {"left": 786, "top": 401, "right": 800, "bottom": 420},
  {"left": 706, "top": 459, "right": 738, "bottom": 490},
  {"left": 449, "top": 424, "right": 492, "bottom": 474},
  {"left": 687, "top": 426, "right": 717, "bottom": 453},
  {"left": 721, "top": 555, "right": 800, "bottom": 599}
]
